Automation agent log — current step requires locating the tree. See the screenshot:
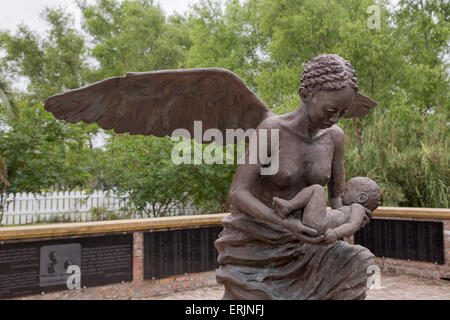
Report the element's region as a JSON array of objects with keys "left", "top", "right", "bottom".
[
  {"left": 0, "top": 80, "right": 19, "bottom": 124},
  {"left": 101, "top": 135, "right": 235, "bottom": 216},
  {"left": 0, "top": 155, "right": 10, "bottom": 225},
  {"left": 78, "top": 0, "right": 191, "bottom": 81},
  {"left": 0, "top": 8, "right": 103, "bottom": 200},
  {"left": 0, "top": 81, "right": 14, "bottom": 224},
  {"left": 185, "top": 0, "right": 263, "bottom": 88},
  {"left": 102, "top": 135, "right": 186, "bottom": 217},
  {"left": 393, "top": 0, "right": 449, "bottom": 115},
  {"left": 0, "top": 101, "right": 97, "bottom": 193},
  {"left": 0, "top": 8, "right": 89, "bottom": 102}
]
